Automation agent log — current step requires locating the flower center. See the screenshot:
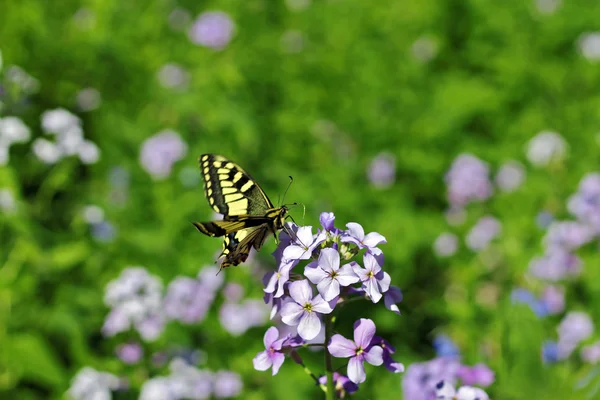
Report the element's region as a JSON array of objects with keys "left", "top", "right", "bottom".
[
  {"left": 303, "top": 302, "right": 313, "bottom": 313},
  {"left": 355, "top": 346, "right": 364, "bottom": 356}
]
